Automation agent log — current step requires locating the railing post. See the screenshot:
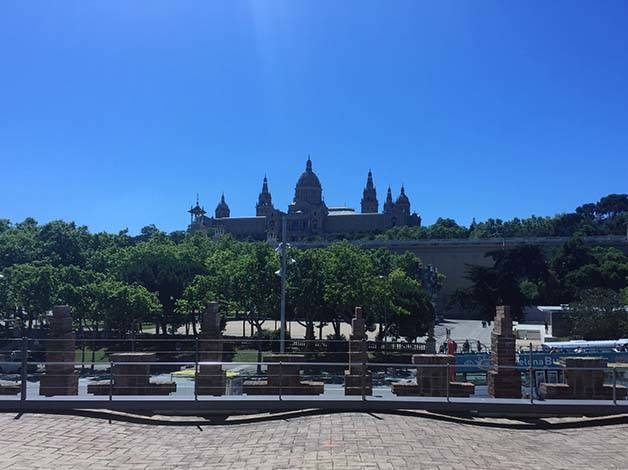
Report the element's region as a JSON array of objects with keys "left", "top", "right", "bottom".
[
  {"left": 108, "top": 361, "right": 114, "bottom": 401},
  {"left": 194, "top": 335, "right": 199, "bottom": 401},
  {"left": 361, "top": 335, "right": 366, "bottom": 401},
  {"left": 20, "top": 337, "right": 28, "bottom": 402},
  {"left": 529, "top": 342, "right": 534, "bottom": 404},
  {"left": 446, "top": 363, "right": 450, "bottom": 402},
  {"left": 613, "top": 368, "right": 617, "bottom": 405},
  {"left": 279, "top": 361, "right": 283, "bottom": 401},
  {"left": 361, "top": 359, "right": 366, "bottom": 401}
]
